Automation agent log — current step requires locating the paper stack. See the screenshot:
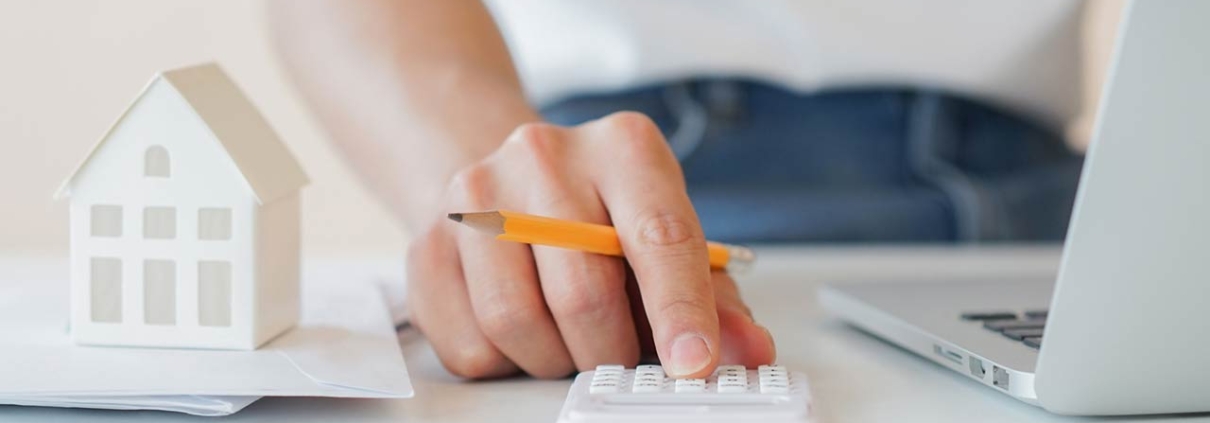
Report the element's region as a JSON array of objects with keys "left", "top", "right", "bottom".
[{"left": 0, "top": 266, "right": 413, "bottom": 416}]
